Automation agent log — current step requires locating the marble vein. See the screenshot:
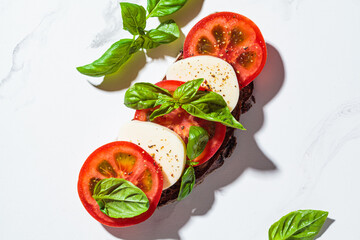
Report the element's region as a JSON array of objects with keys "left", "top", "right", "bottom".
[
  {"left": 300, "top": 100, "right": 360, "bottom": 195},
  {"left": 90, "top": 0, "right": 123, "bottom": 48},
  {"left": 0, "top": 12, "right": 56, "bottom": 98}
]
